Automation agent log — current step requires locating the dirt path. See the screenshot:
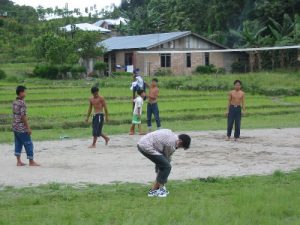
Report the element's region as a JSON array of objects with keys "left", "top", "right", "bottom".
[{"left": 0, "top": 128, "right": 299, "bottom": 187}]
